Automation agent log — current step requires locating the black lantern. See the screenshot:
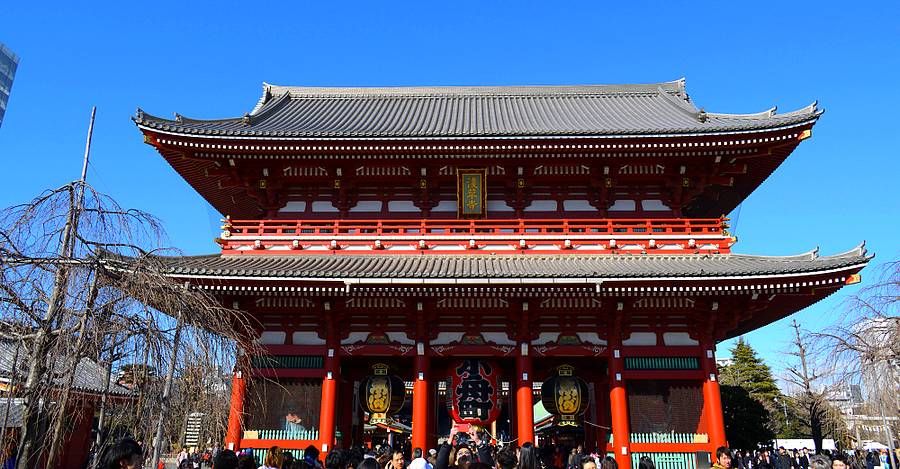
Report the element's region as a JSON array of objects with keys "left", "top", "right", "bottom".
[
  {"left": 358, "top": 363, "right": 406, "bottom": 424},
  {"left": 540, "top": 364, "right": 589, "bottom": 427}
]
